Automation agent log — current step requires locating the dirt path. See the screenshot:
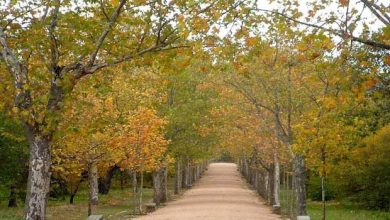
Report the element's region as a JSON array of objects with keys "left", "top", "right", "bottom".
[{"left": 136, "top": 162, "right": 280, "bottom": 220}]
